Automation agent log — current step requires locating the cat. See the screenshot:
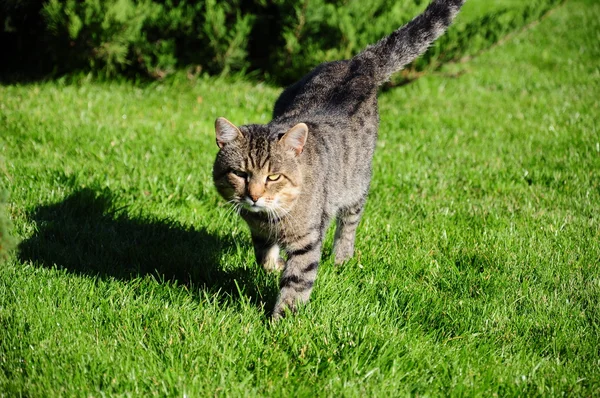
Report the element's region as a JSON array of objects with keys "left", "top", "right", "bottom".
[{"left": 212, "top": 0, "right": 465, "bottom": 319}]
